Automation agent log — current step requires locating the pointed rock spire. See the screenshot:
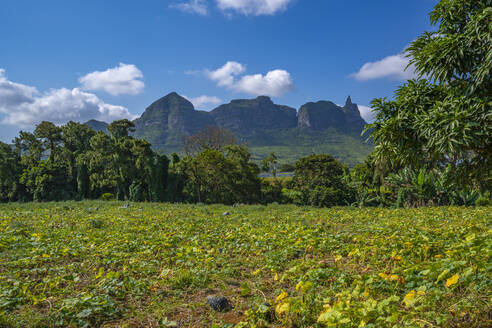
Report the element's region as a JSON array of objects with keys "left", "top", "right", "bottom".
[{"left": 345, "top": 95, "right": 353, "bottom": 107}]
